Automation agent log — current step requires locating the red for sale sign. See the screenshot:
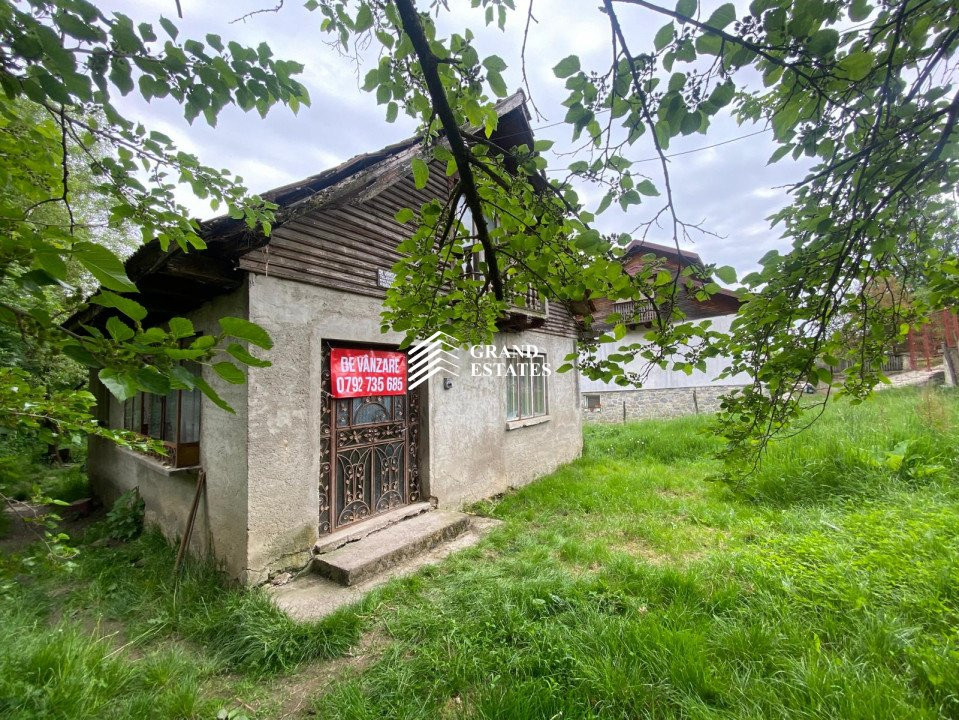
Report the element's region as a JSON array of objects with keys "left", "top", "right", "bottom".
[{"left": 330, "top": 348, "right": 407, "bottom": 398}]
